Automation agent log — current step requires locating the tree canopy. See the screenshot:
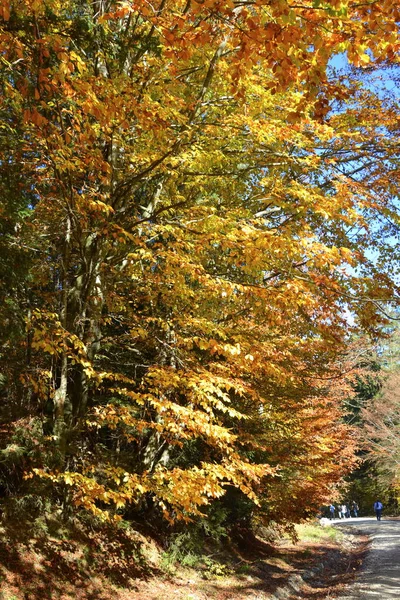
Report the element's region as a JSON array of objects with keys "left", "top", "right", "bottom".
[{"left": 1, "top": 0, "right": 400, "bottom": 528}]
